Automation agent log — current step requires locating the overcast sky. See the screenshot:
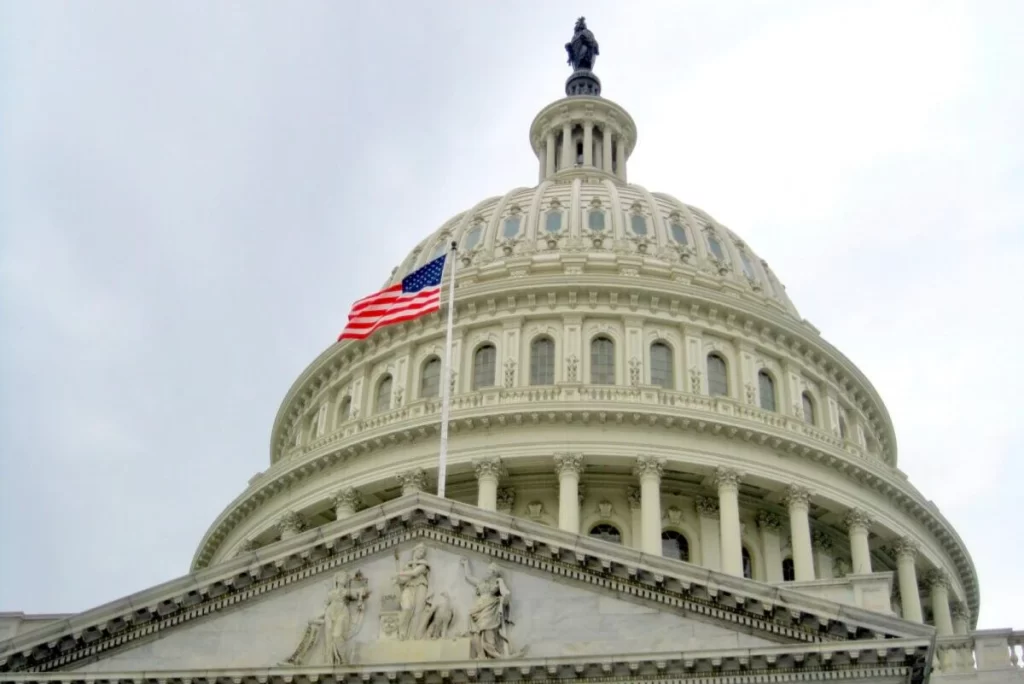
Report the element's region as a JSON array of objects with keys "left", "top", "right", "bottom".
[{"left": 1, "top": 1, "right": 1021, "bottom": 629}]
